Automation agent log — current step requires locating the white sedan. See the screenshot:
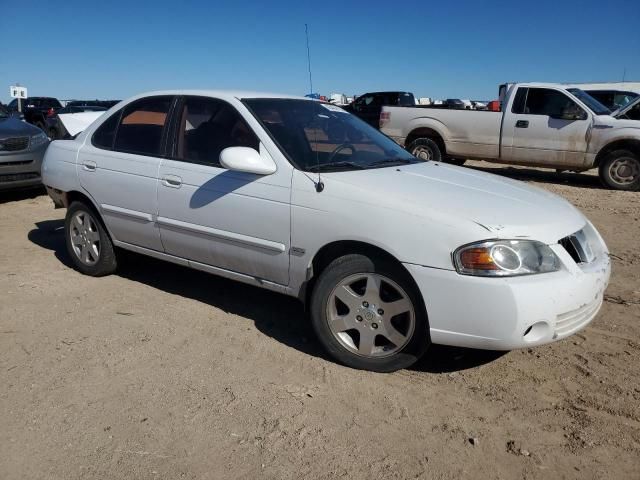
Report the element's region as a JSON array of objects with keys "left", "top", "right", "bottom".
[{"left": 41, "top": 90, "right": 611, "bottom": 372}]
